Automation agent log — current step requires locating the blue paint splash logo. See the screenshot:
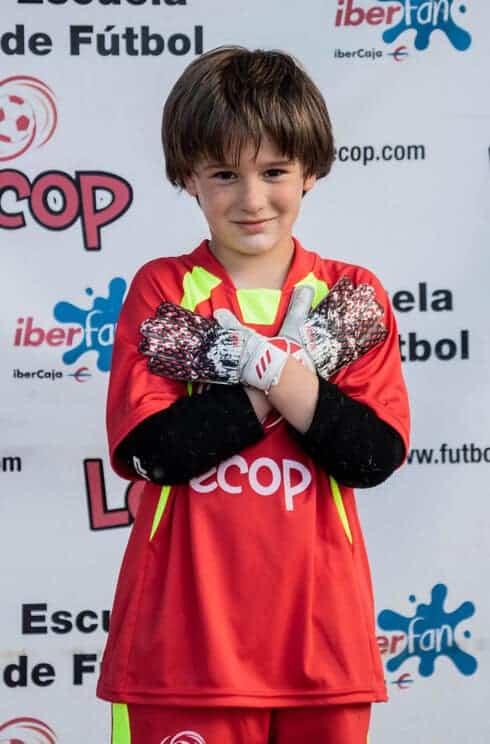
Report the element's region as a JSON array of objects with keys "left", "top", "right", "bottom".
[
  {"left": 378, "top": 583, "right": 477, "bottom": 677},
  {"left": 53, "top": 277, "right": 126, "bottom": 372},
  {"left": 380, "top": 0, "right": 472, "bottom": 51}
]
